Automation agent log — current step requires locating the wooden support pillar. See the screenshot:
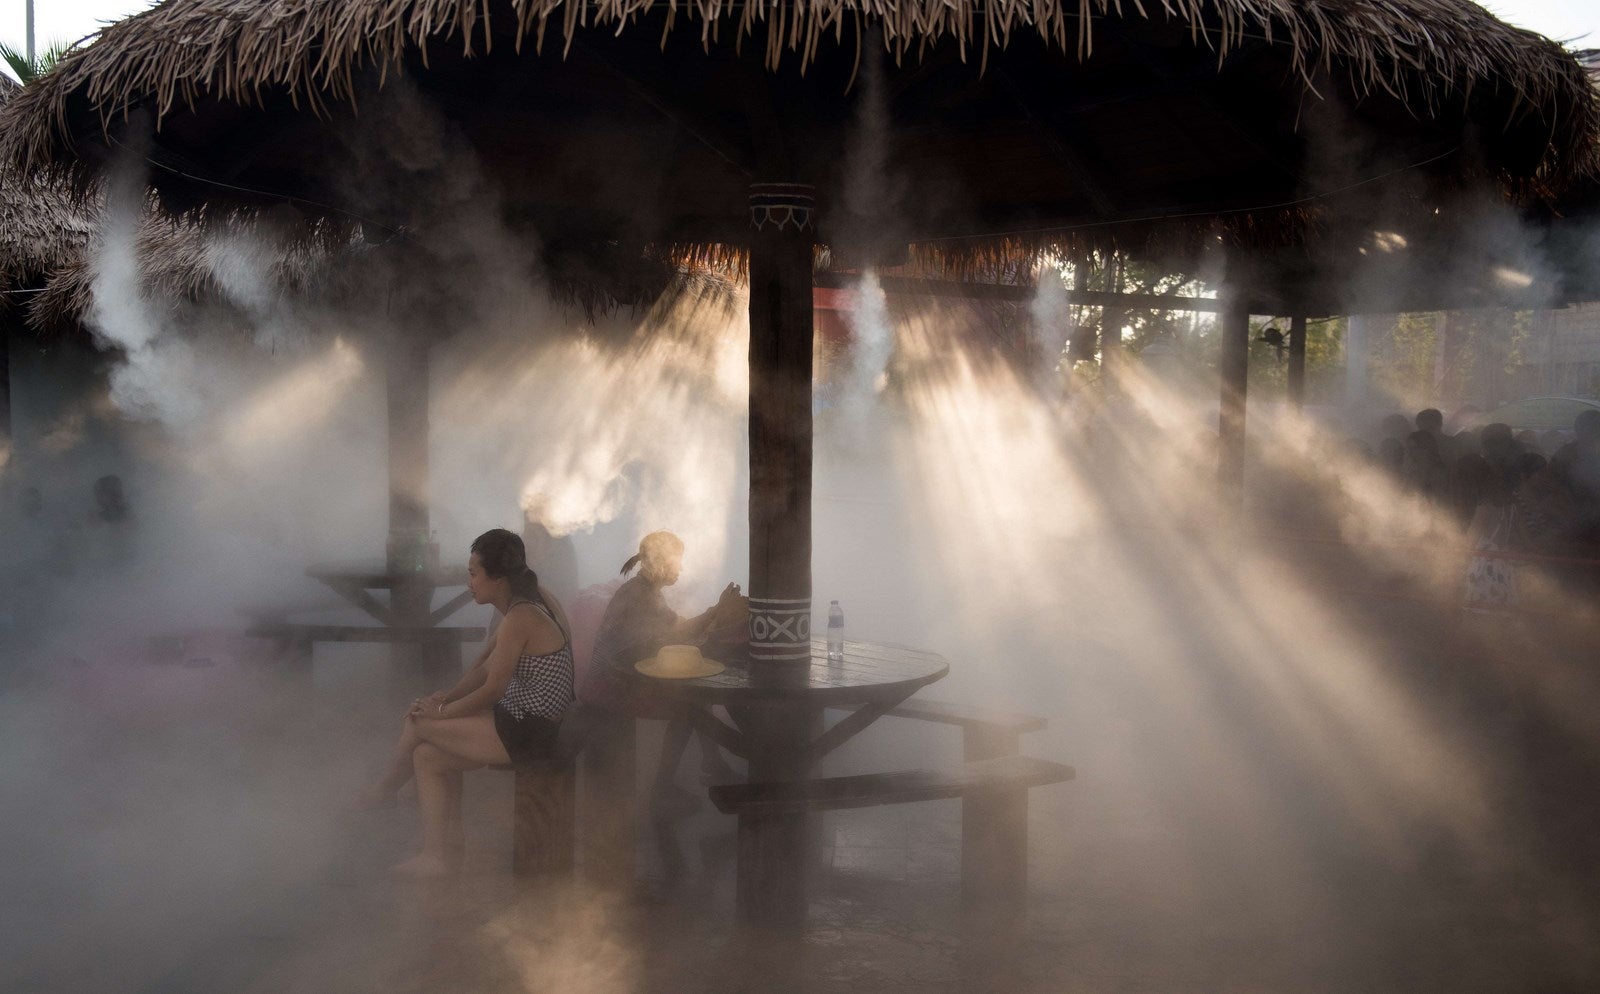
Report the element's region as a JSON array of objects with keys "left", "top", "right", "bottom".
[
  {"left": 385, "top": 335, "right": 431, "bottom": 578},
  {"left": 1287, "top": 314, "right": 1307, "bottom": 410},
  {"left": 385, "top": 334, "right": 450, "bottom": 687},
  {"left": 742, "top": 182, "right": 818, "bottom": 928},
  {"left": 1346, "top": 313, "right": 1370, "bottom": 413},
  {"left": 1218, "top": 294, "right": 1250, "bottom": 515},
  {"left": 746, "top": 183, "right": 815, "bottom": 670},
  {"left": 1100, "top": 253, "right": 1124, "bottom": 382},
  {"left": 1065, "top": 260, "right": 1094, "bottom": 372}
]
